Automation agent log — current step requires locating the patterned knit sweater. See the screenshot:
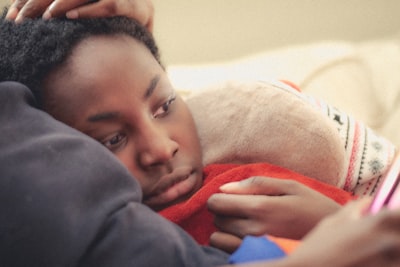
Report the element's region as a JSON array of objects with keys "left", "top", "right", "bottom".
[{"left": 299, "top": 85, "right": 396, "bottom": 196}]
